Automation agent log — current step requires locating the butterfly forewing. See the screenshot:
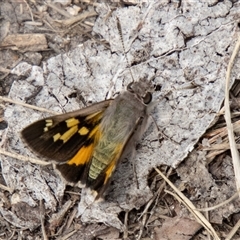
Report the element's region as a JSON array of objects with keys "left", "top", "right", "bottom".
[{"left": 21, "top": 100, "right": 112, "bottom": 162}]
